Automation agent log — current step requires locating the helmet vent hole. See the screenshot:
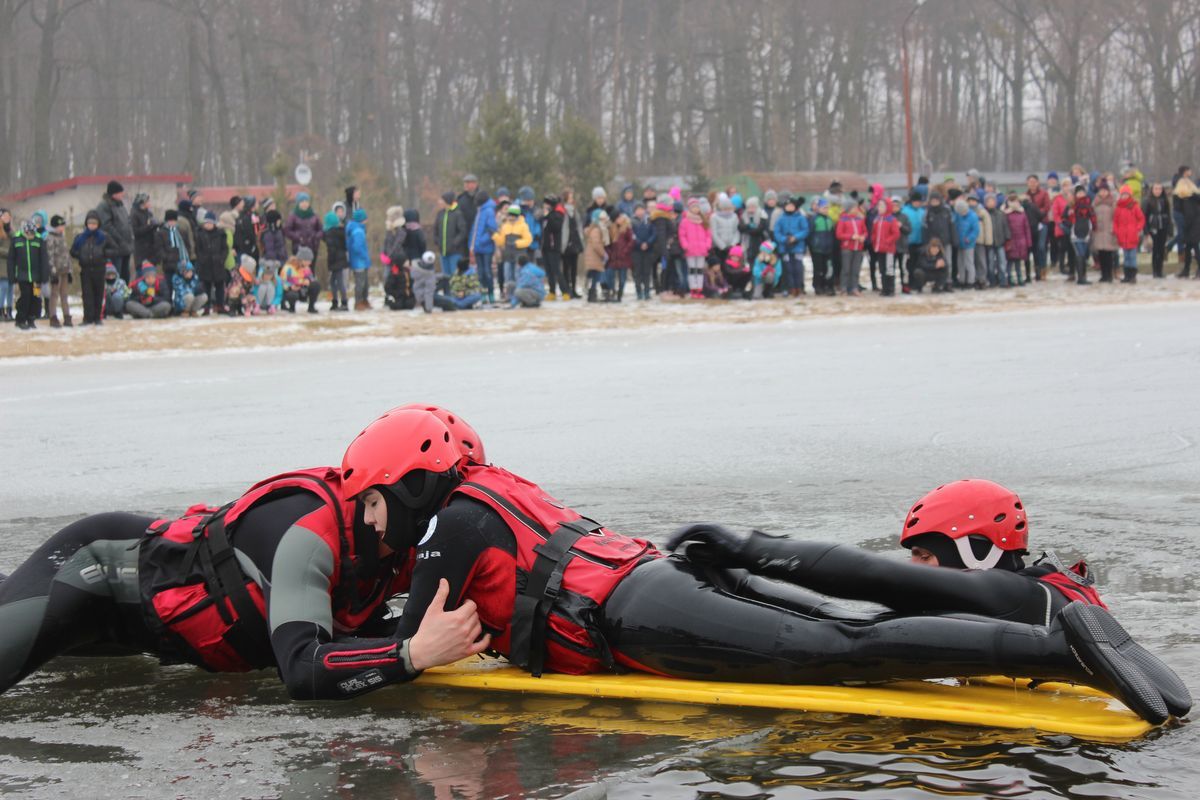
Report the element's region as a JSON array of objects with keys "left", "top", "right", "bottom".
[
  {"left": 420, "top": 439, "right": 431, "bottom": 452},
  {"left": 1015, "top": 520, "right": 1026, "bottom": 531},
  {"left": 463, "top": 439, "right": 474, "bottom": 450},
  {"left": 343, "top": 468, "right": 353, "bottom": 479},
  {"left": 912, "top": 503, "right": 923, "bottom": 513},
  {"left": 1014, "top": 501, "right": 1023, "bottom": 510},
  {"left": 444, "top": 432, "right": 450, "bottom": 442},
  {"left": 448, "top": 415, "right": 456, "bottom": 424},
  {"left": 906, "top": 517, "right": 919, "bottom": 528},
  {"left": 994, "top": 513, "right": 1006, "bottom": 523}
]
